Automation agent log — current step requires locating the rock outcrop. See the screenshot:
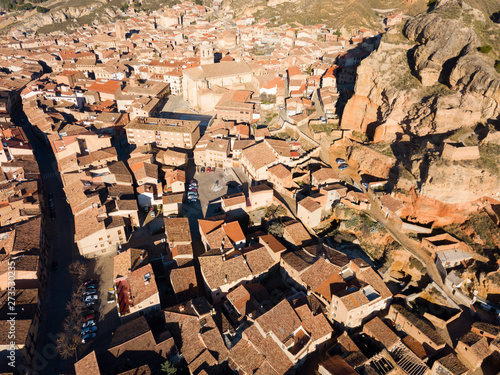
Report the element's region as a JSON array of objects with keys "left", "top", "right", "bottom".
[
  {"left": 18, "top": 2, "right": 117, "bottom": 32},
  {"left": 340, "top": 0, "right": 500, "bottom": 220},
  {"left": 404, "top": 1, "right": 479, "bottom": 86},
  {"left": 342, "top": 0, "right": 500, "bottom": 138}
]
